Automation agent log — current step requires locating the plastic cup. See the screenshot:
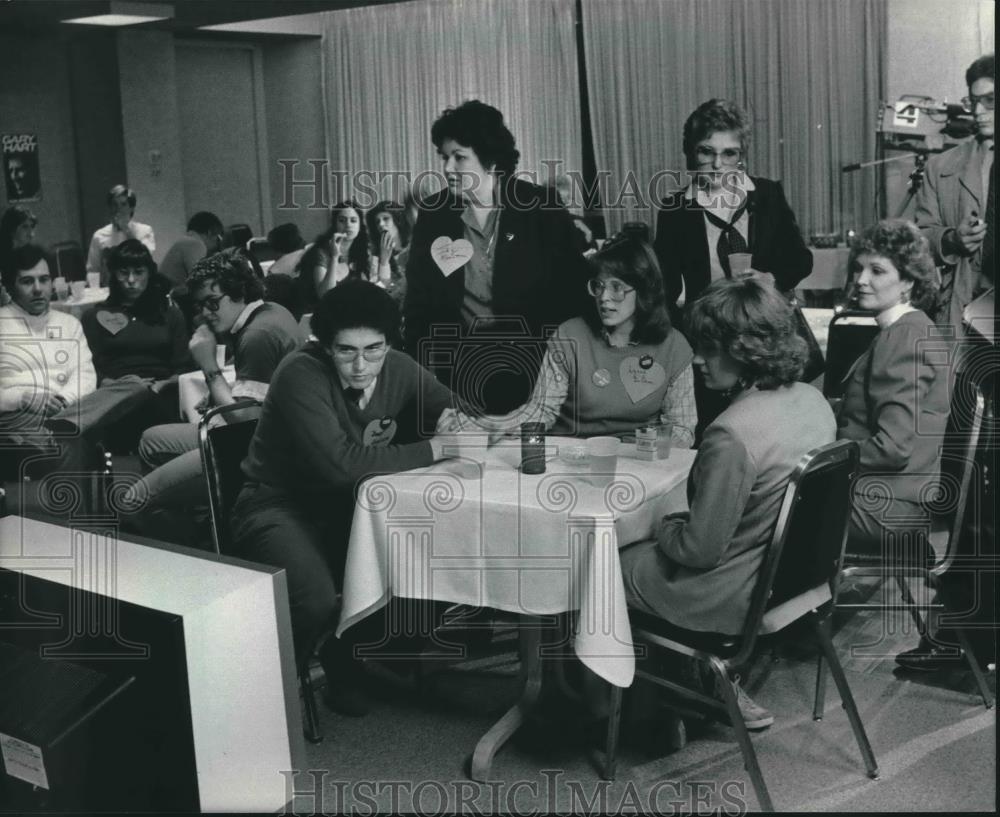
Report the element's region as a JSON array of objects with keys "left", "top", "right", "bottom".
[
  {"left": 520, "top": 422, "right": 546, "bottom": 475},
  {"left": 586, "top": 436, "right": 619, "bottom": 485},
  {"left": 70, "top": 281, "right": 86, "bottom": 301},
  {"left": 53, "top": 277, "right": 69, "bottom": 301},
  {"left": 86, "top": 272, "right": 101, "bottom": 289},
  {"left": 729, "top": 252, "right": 753, "bottom": 278},
  {"left": 654, "top": 422, "right": 673, "bottom": 459},
  {"left": 215, "top": 345, "right": 227, "bottom": 369}
]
